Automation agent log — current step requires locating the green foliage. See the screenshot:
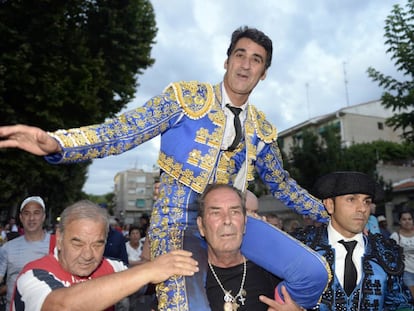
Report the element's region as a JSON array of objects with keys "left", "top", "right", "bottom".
[
  {"left": 285, "top": 124, "right": 342, "bottom": 191},
  {"left": 248, "top": 171, "right": 270, "bottom": 197},
  {"left": 344, "top": 140, "right": 414, "bottom": 166},
  {"left": 367, "top": 0, "right": 414, "bottom": 142},
  {"left": 279, "top": 125, "right": 414, "bottom": 194},
  {"left": 288, "top": 130, "right": 324, "bottom": 190},
  {"left": 0, "top": 1, "right": 157, "bottom": 217},
  {"left": 319, "top": 124, "right": 344, "bottom": 171},
  {"left": 86, "top": 192, "right": 115, "bottom": 215}
]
